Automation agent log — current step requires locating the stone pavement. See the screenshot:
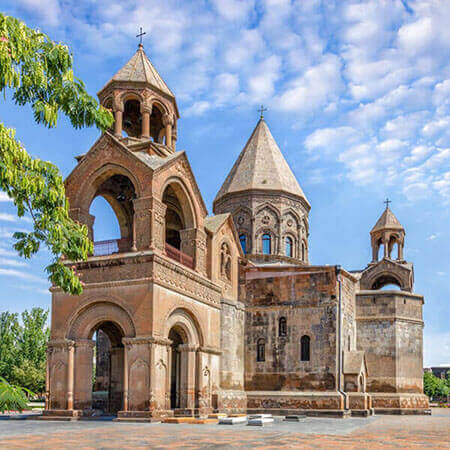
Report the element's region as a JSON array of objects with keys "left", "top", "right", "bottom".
[{"left": 0, "top": 409, "right": 449, "bottom": 449}]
